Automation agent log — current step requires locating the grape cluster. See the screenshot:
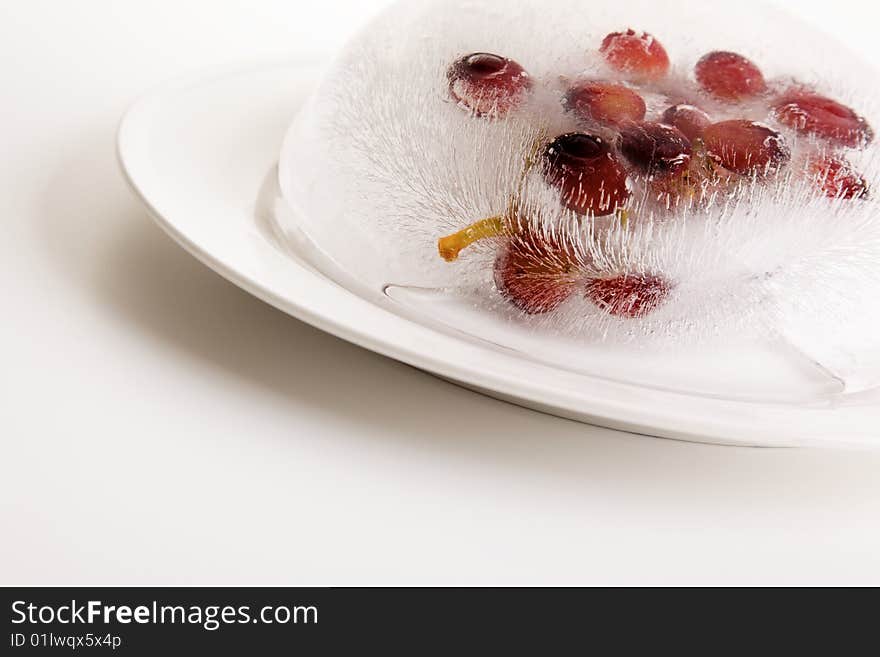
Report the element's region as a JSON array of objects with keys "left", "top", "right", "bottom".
[{"left": 442, "top": 30, "right": 873, "bottom": 317}]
